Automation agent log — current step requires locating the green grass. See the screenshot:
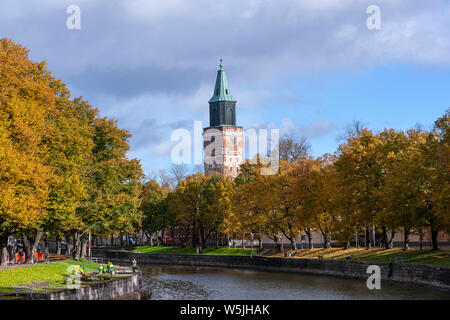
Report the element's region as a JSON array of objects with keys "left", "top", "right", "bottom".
[
  {"left": 266, "top": 247, "right": 450, "bottom": 267},
  {"left": 352, "top": 248, "right": 450, "bottom": 267},
  {"left": 0, "top": 258, "right": 101, "bottom": 289},
  {"left": 132, "top": 246, "right": 260, "bottom": 255},
  {"left": 64, "top": 258, "right": 100, "bottom": 270}
]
